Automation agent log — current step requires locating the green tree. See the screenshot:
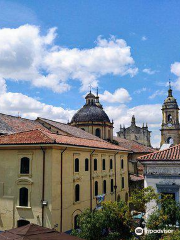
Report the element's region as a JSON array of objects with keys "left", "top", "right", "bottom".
[{"left": 72, "top": 200, "right": 133, "bottom": 240}]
